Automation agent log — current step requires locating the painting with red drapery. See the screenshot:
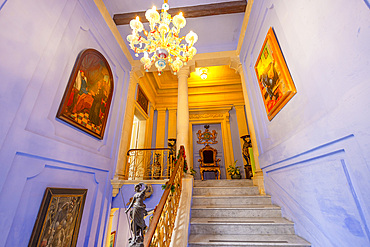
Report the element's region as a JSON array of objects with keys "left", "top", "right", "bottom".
[{"left": 57, "top": 49, "right": 114, "bottom": 139}]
